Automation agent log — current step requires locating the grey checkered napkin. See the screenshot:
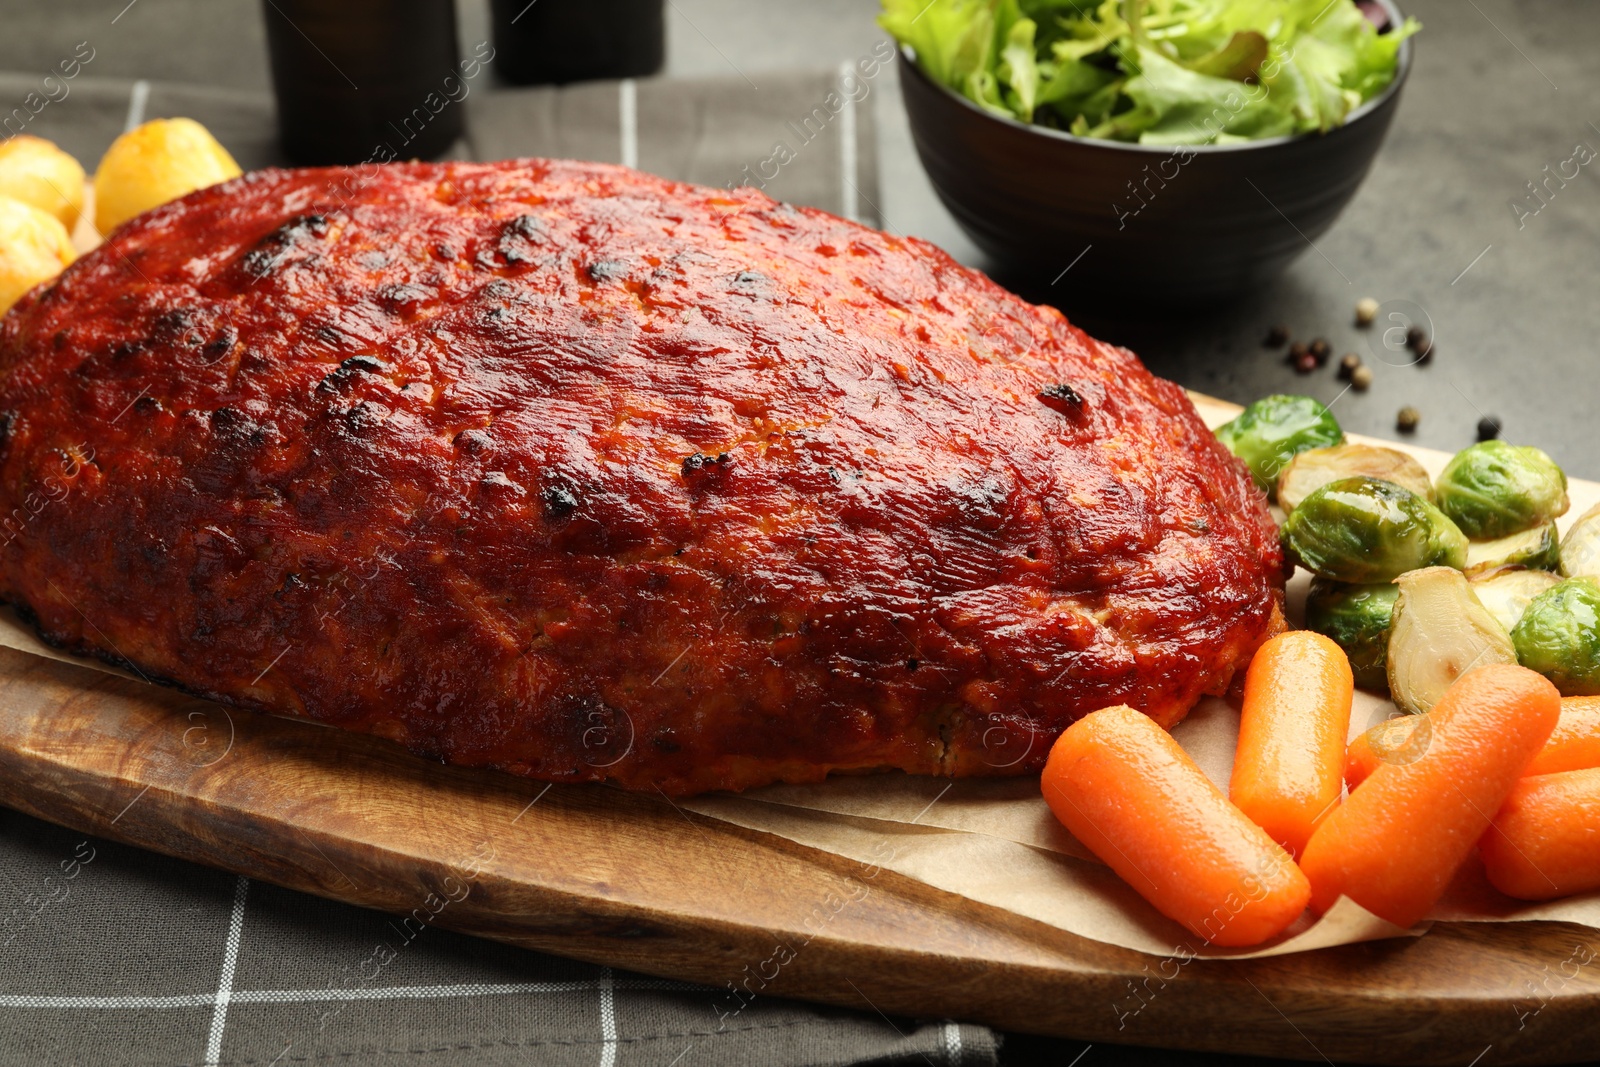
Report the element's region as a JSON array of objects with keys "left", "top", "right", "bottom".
[
  {"left": 466, "top": 68, "right": 882, "bottom": 227},
  {"left": 0, "top": 68, "right": 880, "bottom": 226},
  {"left": 1, "top": 809, "right": 997, "bottom": 1066}
]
